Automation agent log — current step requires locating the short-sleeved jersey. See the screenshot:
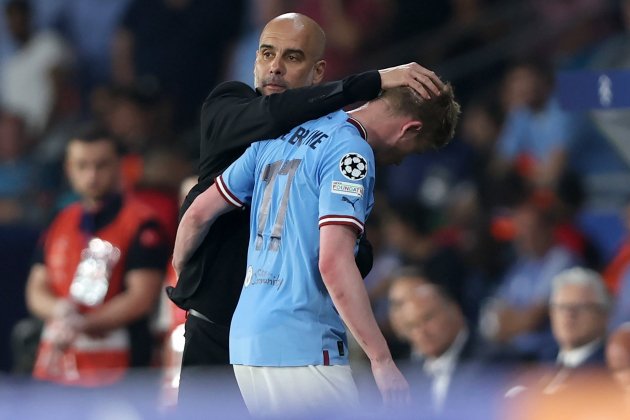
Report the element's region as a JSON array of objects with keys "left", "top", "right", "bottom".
[{"left": 217, "top": 110, "right": 375, "bottom": 366}]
